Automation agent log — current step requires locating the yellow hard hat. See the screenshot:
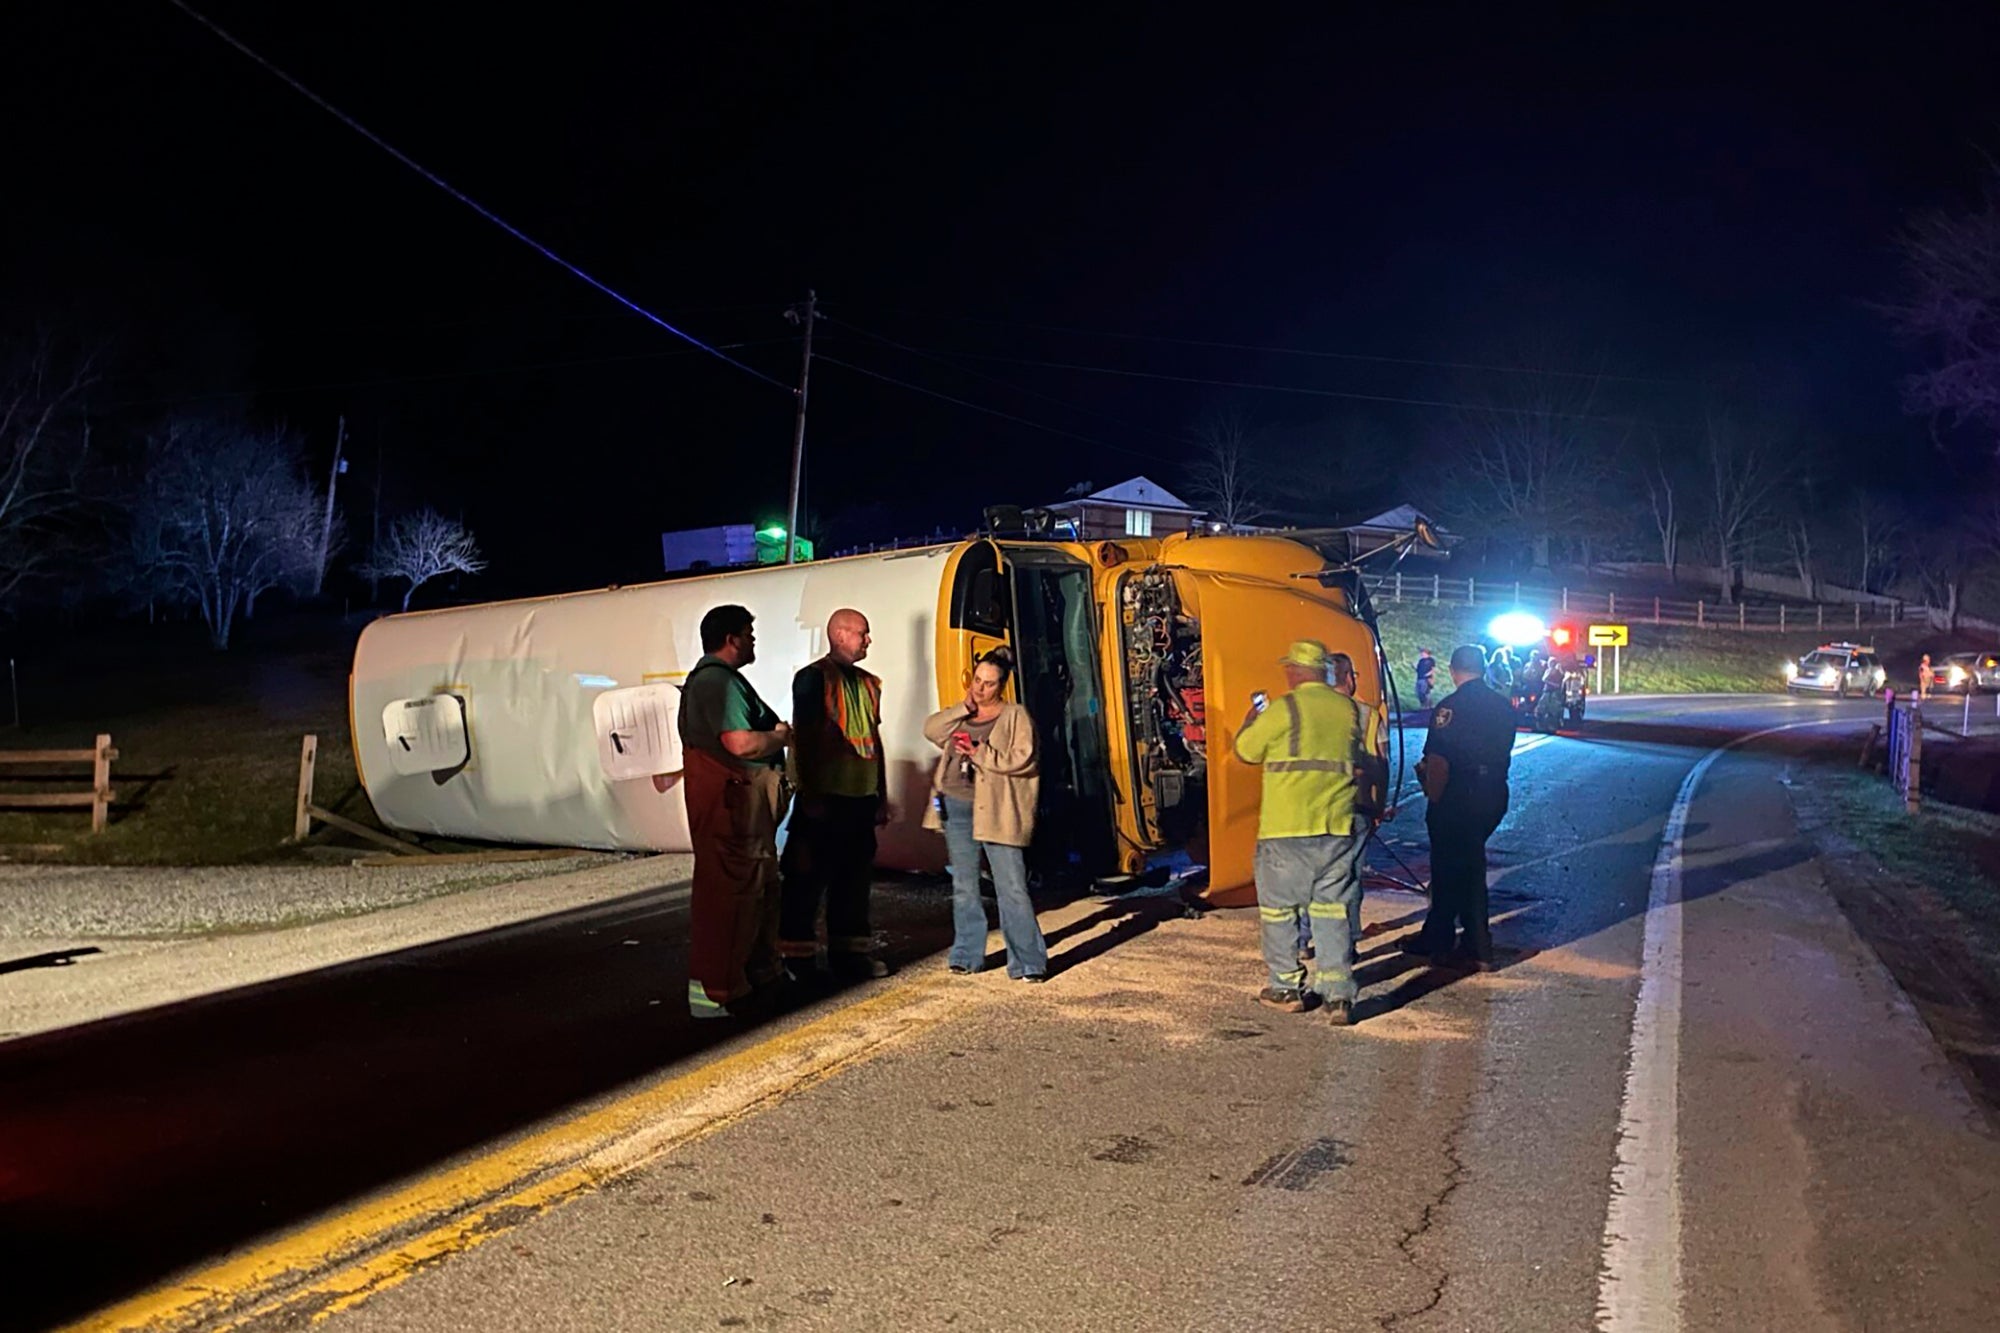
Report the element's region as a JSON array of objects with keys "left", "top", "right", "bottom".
[{"left": 1279, "top": 640, "right": 1330, "bottom": 670}]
